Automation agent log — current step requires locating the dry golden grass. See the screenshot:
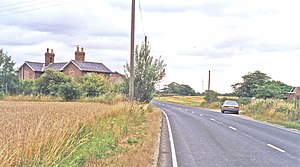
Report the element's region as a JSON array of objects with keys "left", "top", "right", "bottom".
[{"left": 0, "top": 101, "right": 161, "bottom": 166}]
